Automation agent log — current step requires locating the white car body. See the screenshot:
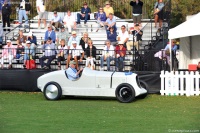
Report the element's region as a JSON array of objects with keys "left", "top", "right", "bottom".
[{"left": 37, "top": 68, "right": 147, "bottom": 103}]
